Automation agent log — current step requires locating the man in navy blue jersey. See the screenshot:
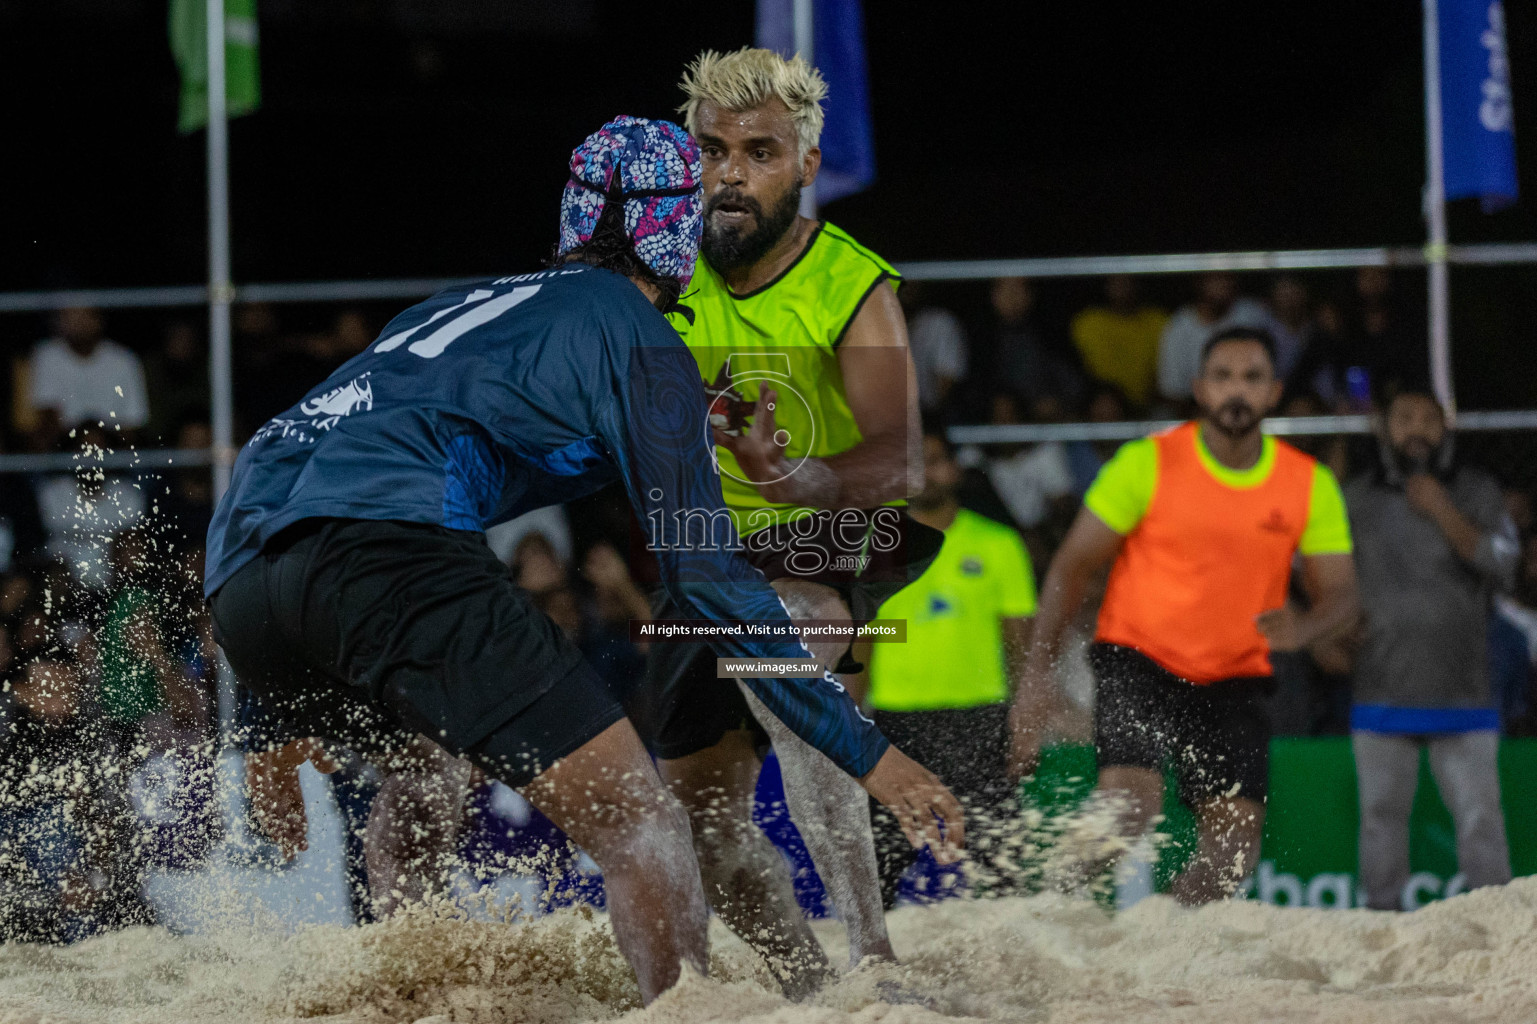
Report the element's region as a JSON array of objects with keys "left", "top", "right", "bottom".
[{"left": 205, "top": 117, "right": 961, "bottom": 1003}]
